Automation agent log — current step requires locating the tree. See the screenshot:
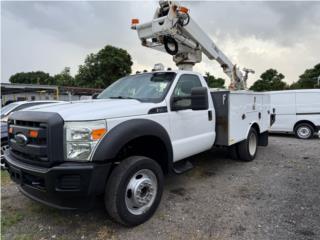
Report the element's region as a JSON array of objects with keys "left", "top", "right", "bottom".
[
  {"left": 75, "top": 45, "right": 133, "bottom": 88},
  {"left": 205, "top": 72, "right": 225, "bottom": 88},
  {"left": 9, "top": 71, "right": 54, "bottom": 85},
  {"left": 250, "top": 69, "right": 287, "bottom": 91},
  {"left": 53, "top": 67, "right": 75, "bottom": 86},
  {"left": 290, "top": 63, "right": 320, "bottom": 89}
]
